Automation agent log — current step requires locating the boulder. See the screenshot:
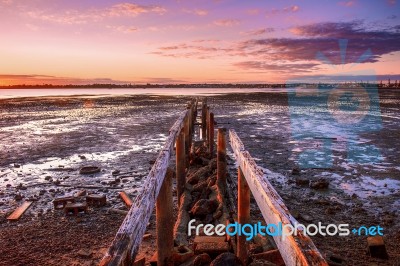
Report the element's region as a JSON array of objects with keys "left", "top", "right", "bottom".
[{"left": 210, "top": 252, "right": 243, "bottom": 266}]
